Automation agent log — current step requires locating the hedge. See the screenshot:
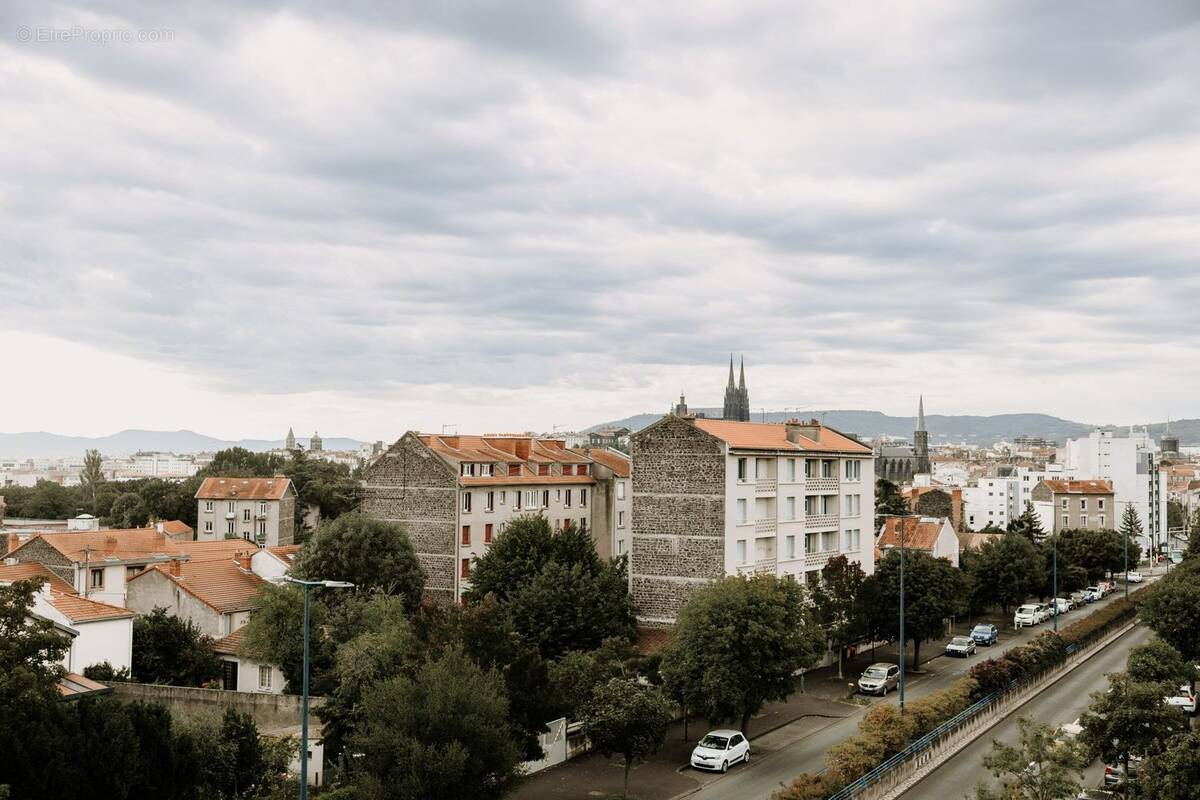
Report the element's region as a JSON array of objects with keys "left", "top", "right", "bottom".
[{"left": 773, "top": 583, "right": 1154, "bottom": 800}]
